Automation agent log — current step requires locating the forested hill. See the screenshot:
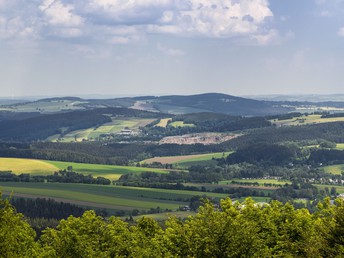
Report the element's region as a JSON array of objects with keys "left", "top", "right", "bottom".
[
  {"left": 4, "top": 93, "right": 344, "bottom": 116},
  {"left": 0, "top": 107, "right": 166, "bottom": 142}
]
